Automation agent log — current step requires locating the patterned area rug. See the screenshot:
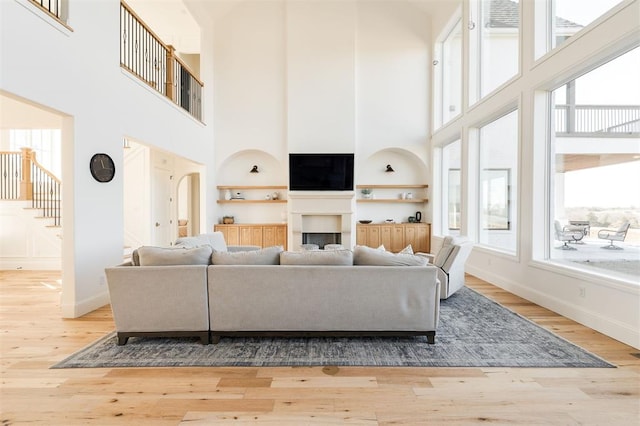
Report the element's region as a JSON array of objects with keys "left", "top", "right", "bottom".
[{"left": 52, "top": 287, "right": 614, "bottom": 368}]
